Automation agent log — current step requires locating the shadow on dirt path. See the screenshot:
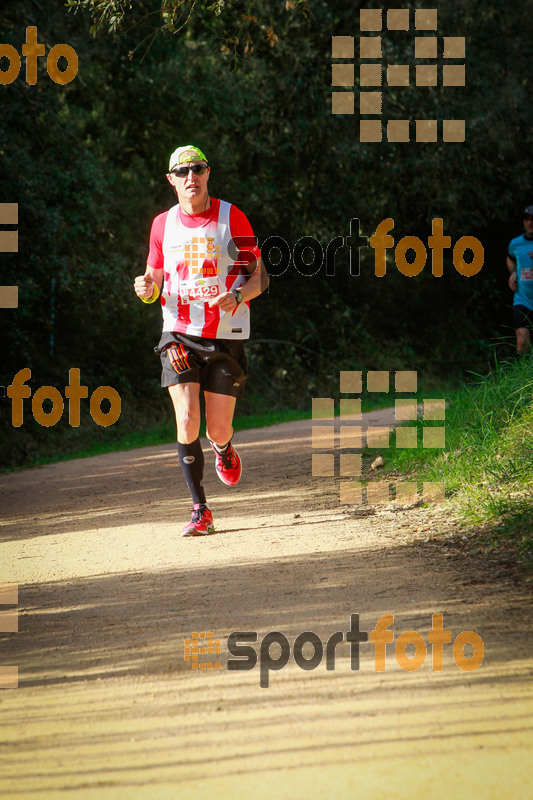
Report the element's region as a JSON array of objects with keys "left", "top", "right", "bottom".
[{"left": 1, "top": 414, "right": 532, "bottom": 799}]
